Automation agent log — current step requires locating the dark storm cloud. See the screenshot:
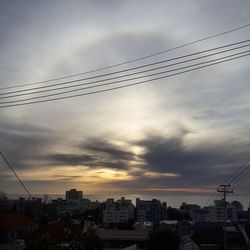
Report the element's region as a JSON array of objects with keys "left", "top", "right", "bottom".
[
  {"left": 0, "top": 121, "right": 55, "bottom": 169},
  {"left": 99, "top": 160, "right": 250, "bottom": 195},
  {"left": 0, "top": 121, "right": 135, "bottom": 171},
  {"left": 46, "top": 152, "right": 130, "bottom": 170},
  {"left": 135, "top": 131, "right": 250, "bottom": 187},
  {"left": 45, "top": 138, "right": 135, "bottom": 170},
  {"left": 47, "top": 154, "right": 97, "bottom": 166},
  {"left": 81, "top": 139, "right": 135, "bottom": 161},
  {"left": 1, "top": 119, "right": 249, "bottom": 191}
]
